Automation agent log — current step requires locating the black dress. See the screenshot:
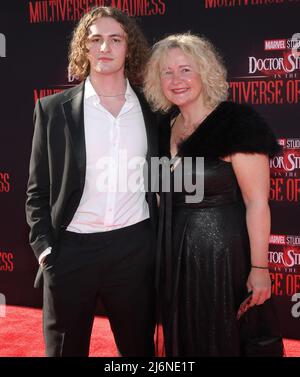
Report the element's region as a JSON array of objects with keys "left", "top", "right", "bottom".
[{"left": 157, "top": 101, "right": 280, "bottom": 356}]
